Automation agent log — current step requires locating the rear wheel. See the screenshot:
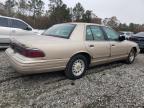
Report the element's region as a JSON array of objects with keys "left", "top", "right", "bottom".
[
  {"left": 126, "top": 48, "right": 136, "bottom": 64},
  {"left": 65, "top": 55, "right": 88, "bottom": 80}
]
